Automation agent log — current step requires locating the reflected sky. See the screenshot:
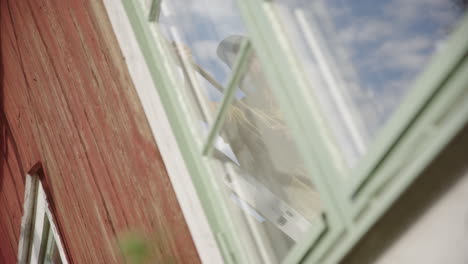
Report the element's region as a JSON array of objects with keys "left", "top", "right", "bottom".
[
  {"left": 275, "top": 0, "right": 466, "bottom": 166},
  {"left": 330, "top": 0, "right": 465, "bottom": 132},
  {"left": 157, "top": 0, "right": 466, "bottom": 131},
  {"left": 159, "top": 0, "right": 246, "bottom": 101},
  {"left": 156, "top": 0, "right": 466, "bottom": 164}
]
